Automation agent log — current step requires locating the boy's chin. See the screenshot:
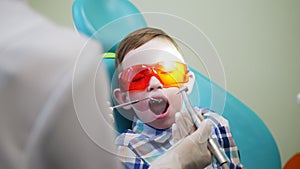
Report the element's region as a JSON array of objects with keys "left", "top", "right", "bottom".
[{"left": 147, "top": 117, "right": 174, "bottom": 130}]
